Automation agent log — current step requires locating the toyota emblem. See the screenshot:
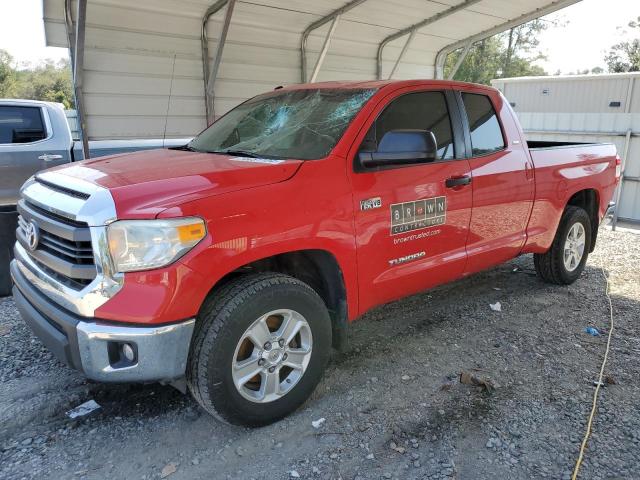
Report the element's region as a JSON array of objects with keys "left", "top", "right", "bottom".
[{"left": 25, "top": 220, "right": 40, "bottom": 251}]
